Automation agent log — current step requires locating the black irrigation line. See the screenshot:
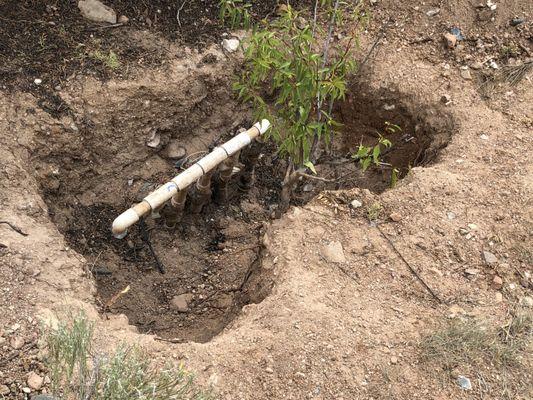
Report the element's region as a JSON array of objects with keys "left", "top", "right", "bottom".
[
  {"left": 0, "top": 221, "right": 28, "bottom": 236},
  {"left": 139, "top": 219, "right": 165, "bottom": 274}
]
